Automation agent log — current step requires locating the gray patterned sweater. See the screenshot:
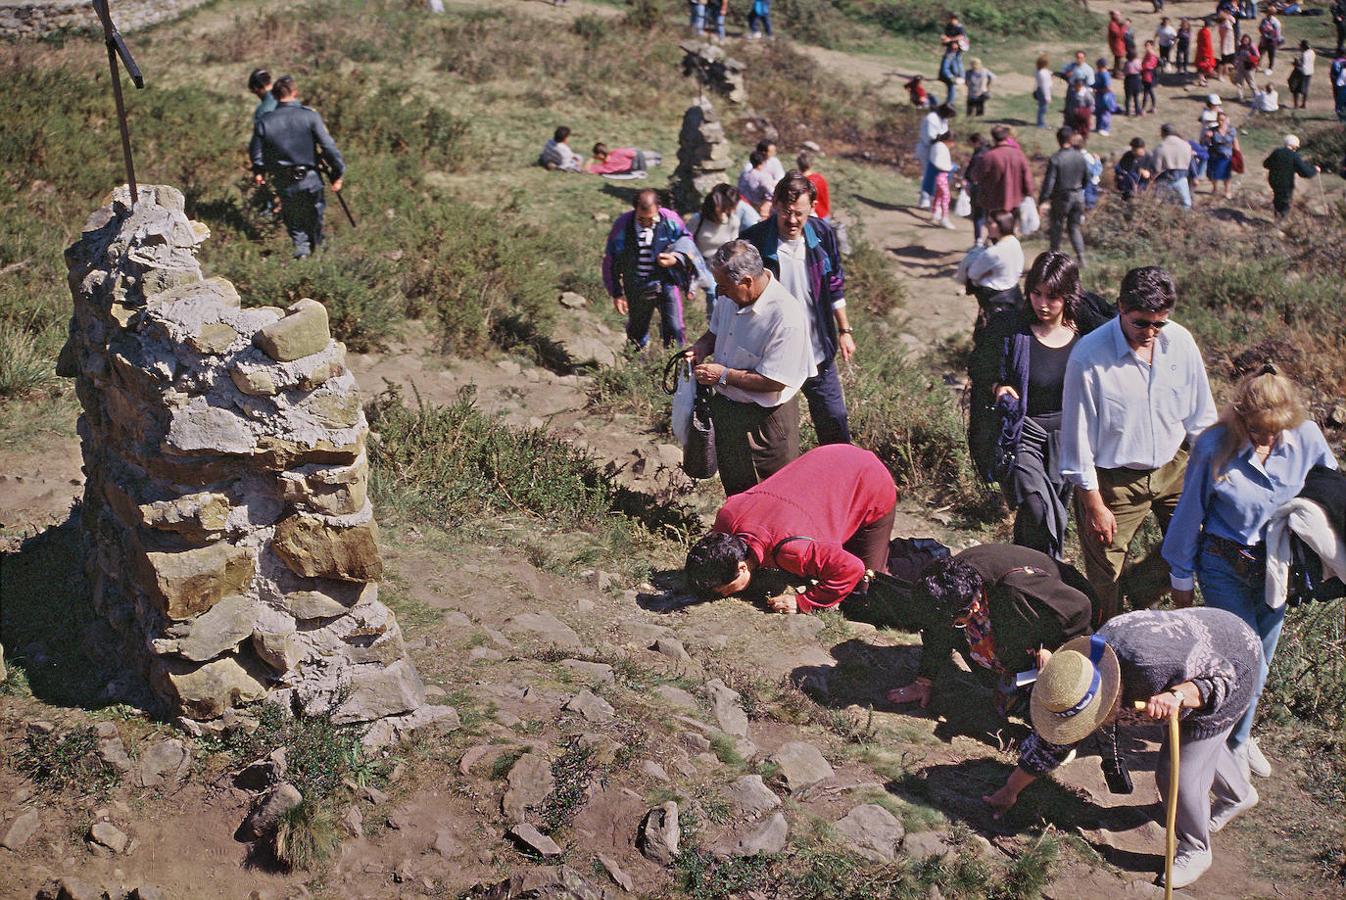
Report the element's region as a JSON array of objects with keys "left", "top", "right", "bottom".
[{"left": 1019, "top": 608, "right": 1262, "bottom": 775}]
